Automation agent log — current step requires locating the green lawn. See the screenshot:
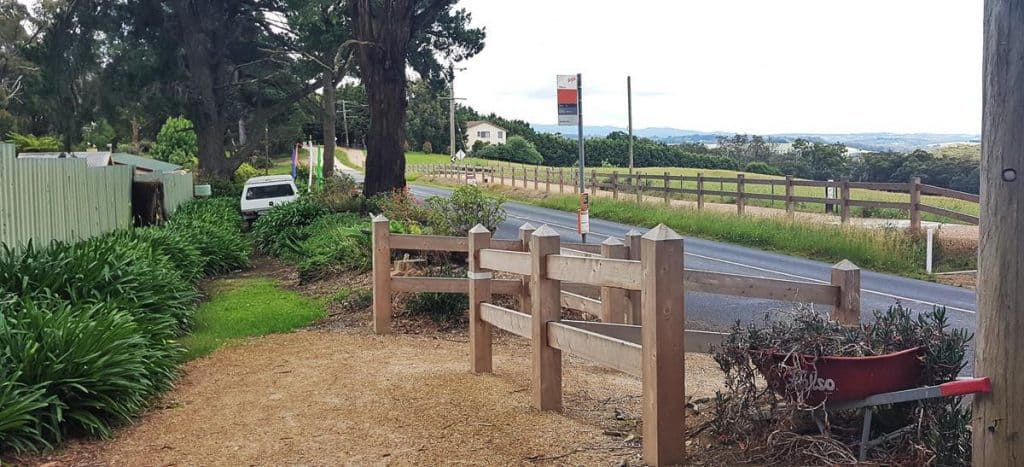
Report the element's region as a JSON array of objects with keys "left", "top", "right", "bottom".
[{"left": 180, "top": 277, "right": 325, "bottom": 360}]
